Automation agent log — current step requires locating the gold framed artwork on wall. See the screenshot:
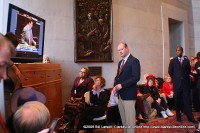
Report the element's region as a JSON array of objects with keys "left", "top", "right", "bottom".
[{"left": 74, "top": 0, "right": 113, "bottom": 62}]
